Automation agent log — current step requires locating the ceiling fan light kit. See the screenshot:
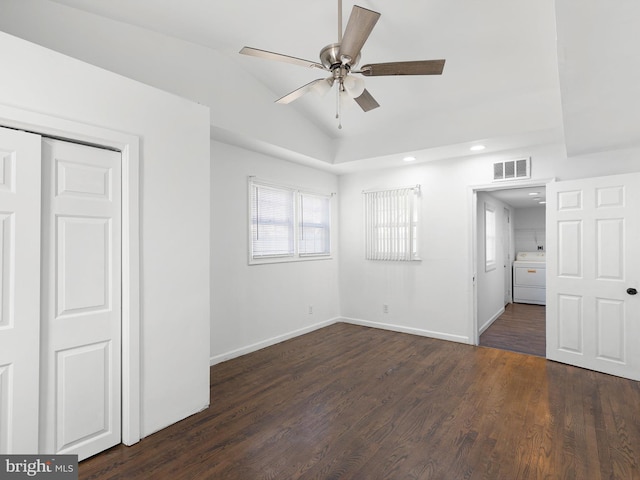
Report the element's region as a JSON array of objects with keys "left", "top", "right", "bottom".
[
  {"left": 310, "top": 78, "right": 335, "bottom": 97},
  {"left": 240, "top": 1, "right": 446, "bottom": 128},
  {"left": 343, "top": 75, "right": 365, "bottom": 98}
]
